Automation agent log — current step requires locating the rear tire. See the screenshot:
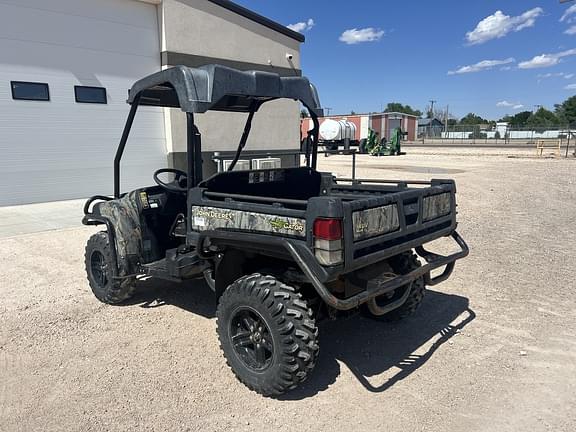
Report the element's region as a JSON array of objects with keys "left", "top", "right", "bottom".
[
  {"left": 361, "top": 251, "right": 426, "bottom": 322},
  {"left": 216, "top": 274, "right": 319, "bottom": 396},
  {"left": 85, "top": 231, "right": 136, "bottom": 304}
]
